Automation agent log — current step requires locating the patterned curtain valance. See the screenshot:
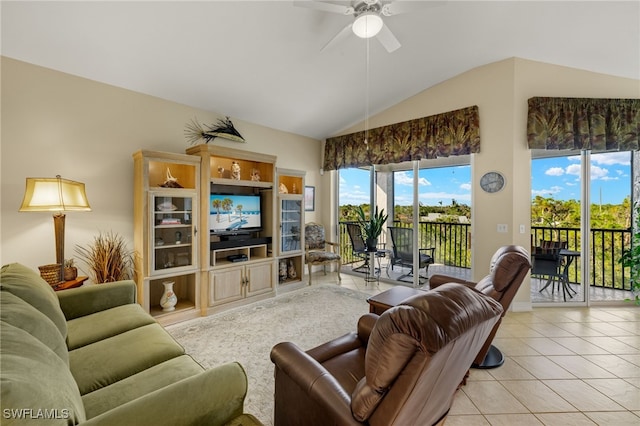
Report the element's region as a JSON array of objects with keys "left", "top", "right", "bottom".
[
  {"left": 527, "top": 97, "right": 640, "bottom": 152},
  {"left": 323, "top": 105, "right": 480, "bottom": 171}
]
